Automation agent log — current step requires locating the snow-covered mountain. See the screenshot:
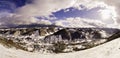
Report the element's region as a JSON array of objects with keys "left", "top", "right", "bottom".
[
  {"left": 44, "top": 28, "right": 119, "bottom": 43},
  {"left": 0, "top": 27, "right": 119, "bottom": 53},
  {"left": 0, "top": 34, "right": 120, "bottom": 58}
]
